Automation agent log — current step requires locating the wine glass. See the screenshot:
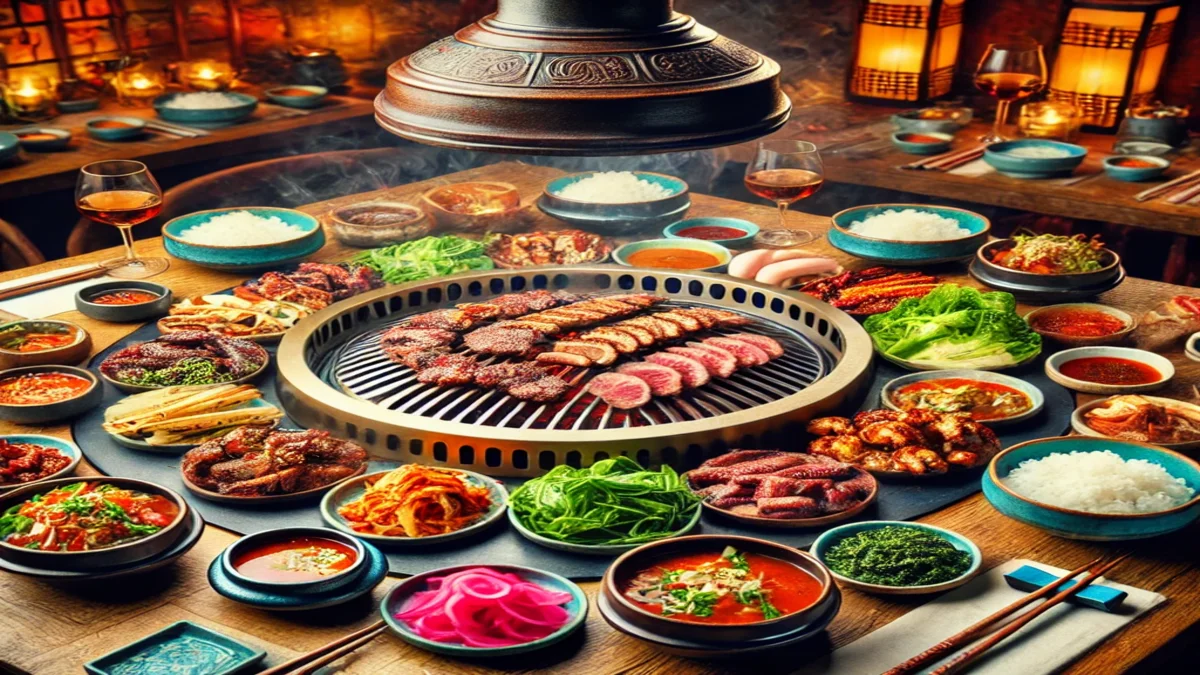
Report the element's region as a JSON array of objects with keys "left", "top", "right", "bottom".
[
  {"left": 76, "top": 160, "right": 169, "bottom": 279},
  {"left": 974, "top": 41, "right": 1047, "bottom": 144},
  {"left": 744, "top": 140, "right": 824, "bottom": 247}
]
